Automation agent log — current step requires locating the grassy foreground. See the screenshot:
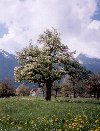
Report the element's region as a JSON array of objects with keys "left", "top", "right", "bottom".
[{"left": 0, "top": 97, "right": 100, "bottom": 131}]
